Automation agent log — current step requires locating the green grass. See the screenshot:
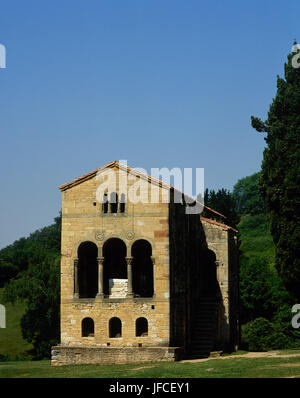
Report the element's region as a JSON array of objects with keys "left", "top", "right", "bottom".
[
  {"left": 0, "top": 290, "right": 33, "bottom": 359},
  {"left": 1, "top": 351, "right": 300, "bottom": 378}
]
